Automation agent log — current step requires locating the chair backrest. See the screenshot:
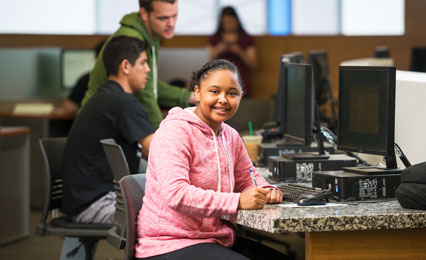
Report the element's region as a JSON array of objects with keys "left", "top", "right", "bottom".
[
  {"left": 100, "top": 138, "right": 131, "bottom": 180},
  {"left": 37, "top": 137, "right": 67, "bottom": 234},
  {"left": 120, "top": 174, "right": 146, "bottom": 260},
  {"left": 100, "top": 138, "right": 130, "bottom": 249}
]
